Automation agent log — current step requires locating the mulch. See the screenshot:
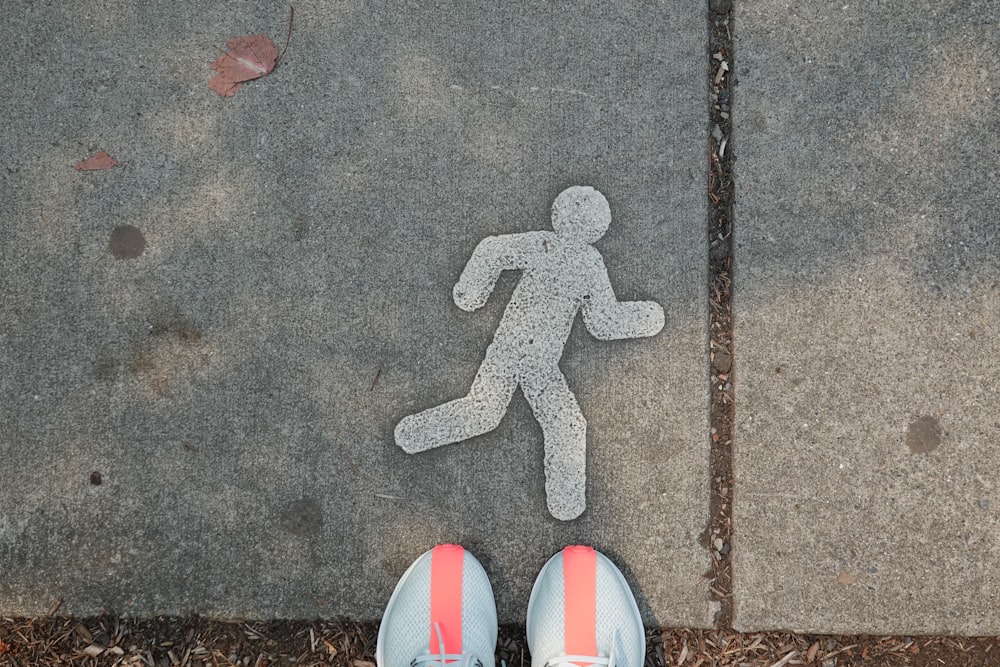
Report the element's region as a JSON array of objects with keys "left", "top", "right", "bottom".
[
  {"left": 707, "top": 0, "right": 736, "bottom": 632},
  {"left": 2, "top": 616, "right": 999, "bottom": 667}
]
